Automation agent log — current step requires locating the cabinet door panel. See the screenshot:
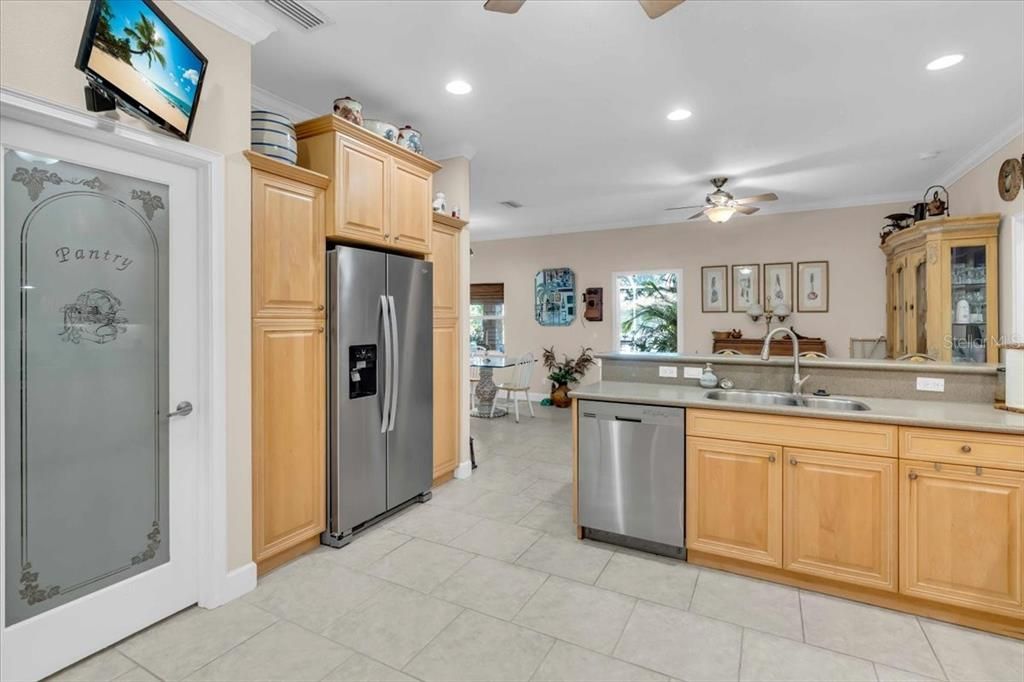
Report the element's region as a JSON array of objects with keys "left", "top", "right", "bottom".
[
  {"left": 252, "top": 170, "right": 325, "bottom": 317},
  {"left": 391, "top": 160, "right": 432, "bottom": 253},
  {"left": 432, "top": 319, "right": 460, "bottom": 479},
  {"left": 336, "top": 136, "right": 389, "bottom": 242},
  {"left": 252, "top": 319, "right": 326, "bottom": 563},
  {"left": 687, "top": 437, "right": 782, "bottom": 567},
  {"left": 900, "top": 460, "right": 1023, "bottom": 617},
  {"left": 431, "top": 223, "right": 459, "bottom": 318},
  {"left": 783, "top": 449, "right": 897, "bottom": 590}
]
